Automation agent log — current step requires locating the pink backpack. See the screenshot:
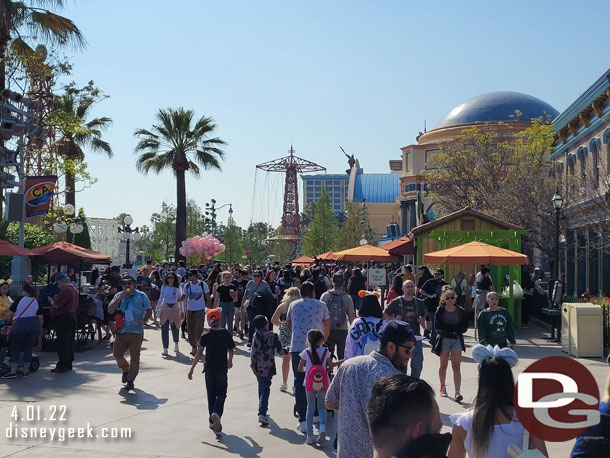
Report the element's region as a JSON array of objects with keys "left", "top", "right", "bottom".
[{"left": 305, "top": 348, "right": 329, "bottom": 392}]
